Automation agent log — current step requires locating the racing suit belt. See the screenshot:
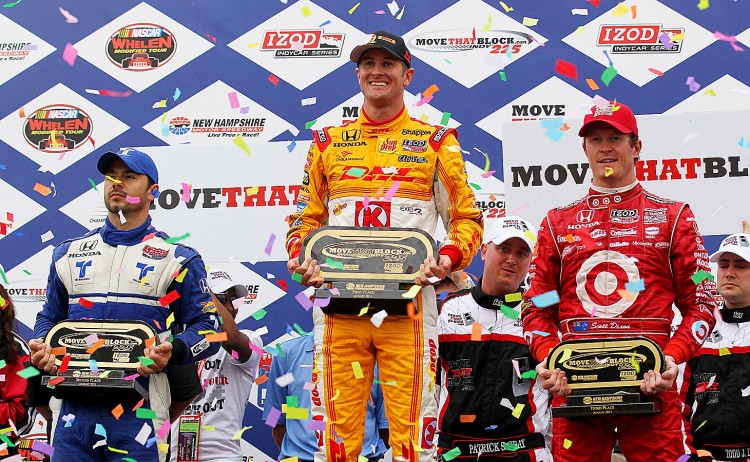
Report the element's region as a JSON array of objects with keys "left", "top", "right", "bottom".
[
  {"left": 439, "top": 433, "right": 546, "bottom": 457},
  {"left": 703, "top": 443, "right": 750, "bottom": 461},
  {"left": 560, "top": 317, "right": 672, "bottom": 342}
]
